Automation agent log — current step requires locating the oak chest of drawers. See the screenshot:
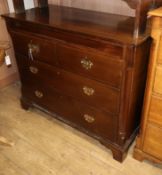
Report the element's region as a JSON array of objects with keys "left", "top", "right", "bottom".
[
  {"left": 134, "top": 7, "right": 162, "bottom": 164},
  {"left": 3, "top": 5, "right": 151, "bottom": 162}
]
